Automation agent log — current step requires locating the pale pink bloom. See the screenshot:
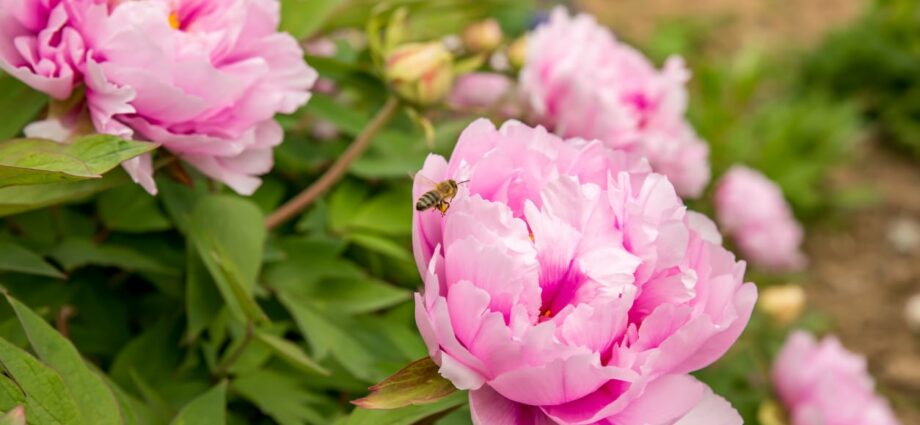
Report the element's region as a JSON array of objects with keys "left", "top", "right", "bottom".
[
  {"left": 2, "top": 0, "right": 316, "bottom": 195},
  {"left": 413, "top": 119, "right": 756, "bottom": 424},
  {"left": 714, "top": 166, "right": 807, "bottom": 272},
  {"left": 773, "top": 331, "right": 901, "bottom": 425},
  {"left": 83, "top": 0, "right": 316, "bottom": 194},
  {"left": 519, "top": 7, "right": 710, "bottom": 198},
  {"left": 304, "top": 38, "right": 336, "bottom": 57},
  {"left": 447, "top": 72, "right": 517, "bottom": 115},
  {"left": 304, "top": 38, "right": 337, "bottom": 95}
]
